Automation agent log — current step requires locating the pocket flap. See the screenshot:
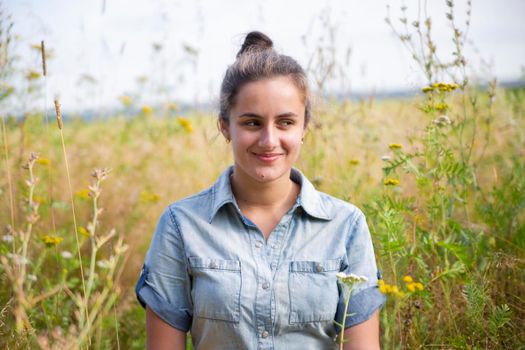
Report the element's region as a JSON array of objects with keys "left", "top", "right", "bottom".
[
  {"left": 289, "top": 258, "right": 341, "bottom": 273},
  {"left": 188, "top": 257, "right": 241, "bottom": 271}
]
